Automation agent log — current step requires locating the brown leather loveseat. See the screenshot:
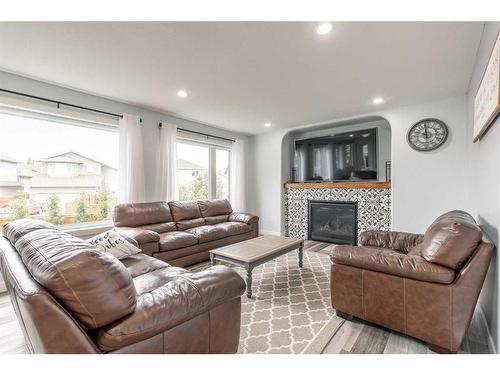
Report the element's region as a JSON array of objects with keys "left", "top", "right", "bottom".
[
  {"left": 0, "top": 219, "right": 245, "bottom": 354},
  {"left": 330, "top": 211, "right": 493, "bottom": 353},
  {"left": 113, "top": 199, "right": 259, "bottom": 267}
]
